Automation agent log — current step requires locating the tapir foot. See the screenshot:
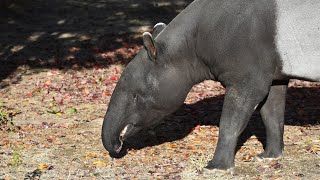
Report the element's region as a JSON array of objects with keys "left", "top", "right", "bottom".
[
  {"left": 256, "top": 152, "right": 282, "bottom": 162},
  {"left": 205, "top": 161, "right": 235, "bottom": 175},
  {"left": 203, "top": 166, "right": 235, "bottom": 176}
]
